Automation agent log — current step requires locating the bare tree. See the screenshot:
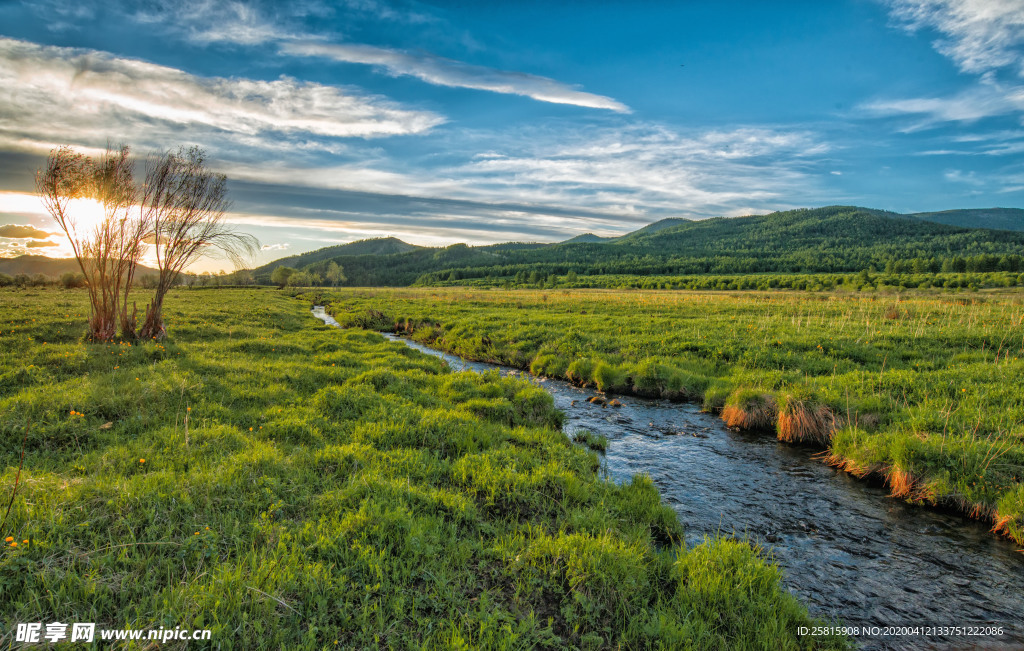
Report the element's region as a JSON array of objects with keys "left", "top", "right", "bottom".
[
  {"left": 90, "top": 146, "right": 150, "bottom": 338},
  {"left": 37, "top": 145, "right": 149, "bottom": 341},
  {"left": 139, "top": 147, "right": 258, "bottom": 339}
]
